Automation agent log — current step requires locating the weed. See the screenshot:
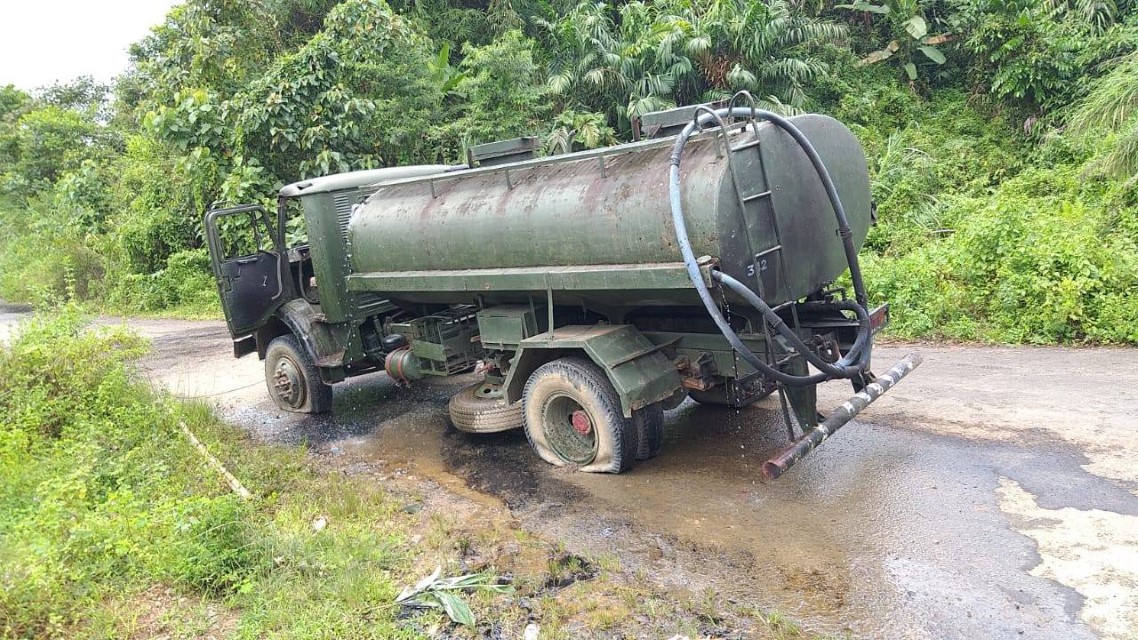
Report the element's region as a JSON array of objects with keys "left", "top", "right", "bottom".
[{"left": 0, "top": 310, "right": 844, "bottom": 639}]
